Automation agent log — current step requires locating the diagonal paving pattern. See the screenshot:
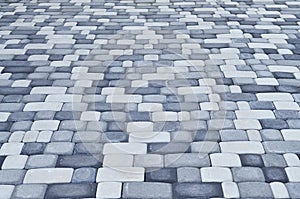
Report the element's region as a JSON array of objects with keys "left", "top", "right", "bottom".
[{"left": 0, "top": 0, "right": 300, "bottom": 198}]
